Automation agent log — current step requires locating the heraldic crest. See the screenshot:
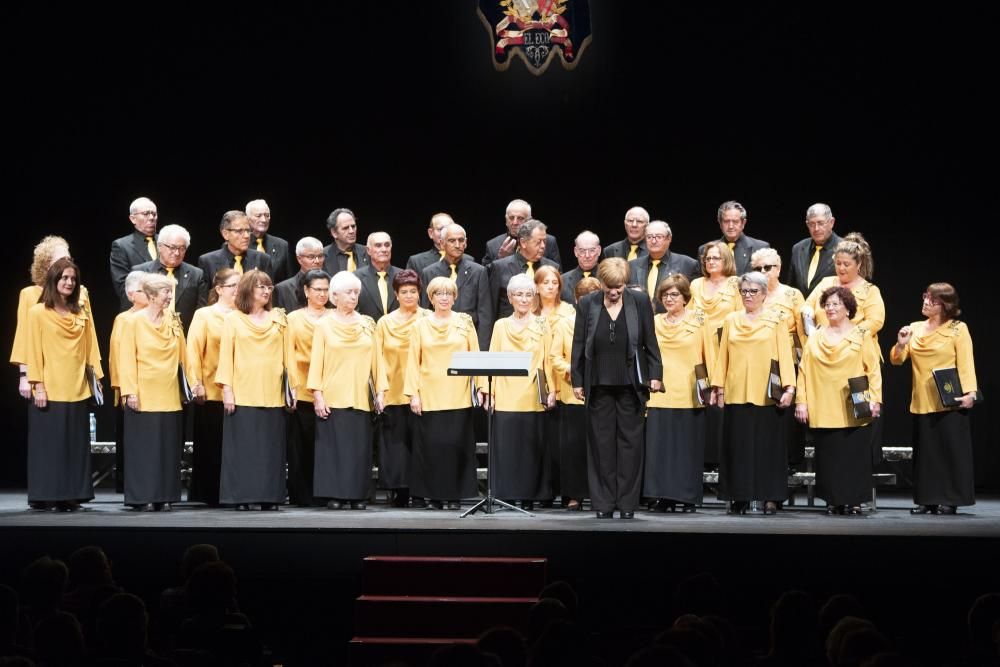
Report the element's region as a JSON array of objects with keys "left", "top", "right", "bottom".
[{"left": 478, "top": 0, "right": 592, "bottom": 75}]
